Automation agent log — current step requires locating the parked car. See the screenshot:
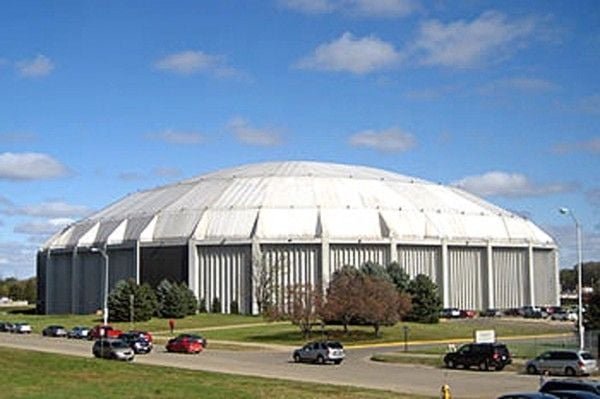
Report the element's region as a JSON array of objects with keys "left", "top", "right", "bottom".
[
  {"left": 443, "top": 342, "right": 512, "bottom": 371},
  {"left": 526, "top": 350, "right": 597, "bottom": 376},
  {"left": 166, "top": 335, "right": 203, "bottom": 354},
  {"left": 12, "top": 323, "right": 32, "bottom": 334},
  {"left": 176, "top": 333, "right": 207, "bottom": 348},
  {"left": 92, "top": 339, "right": 135, "bottom": 361},
  {"left": 549, "top": 391, "right": 600, "bottom": 399},
  {"left": 126, "top": 330, "right": 153, "bottom": 343},
  {"left": 88, "top": 325, "right": 123, "bottom": 340},
  {"left": 0, "top": 321, "right": 14, "bottom": 332},
  {"left": 440, "top": 308, "right": 461, "bottom": 318},
  {"left": 482, "top": 308, "right": 503, "bottom": 317},
  {"left": 42, "top": 325, "right": 67, "bottom": 337},
  {"left": 540, "top": 379, "right": 600, "bottom": 396},
  {"left": 67, "top": 326, "right": 89, "bottom": 339},
  {"left": 119, "top": 333, "right": 153, "bottom": 354},
  {"left": 292, "top": 341, "right": 345, "bottom": 365},
  {"left": 460, "top": 309, "right": 477, "bottom": 318},
  {"left": 551, "top": 310, "right": 578, "bottom": 322},
  {"left": 497, "top": 393, "right": 559, "bottom": 399}
]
